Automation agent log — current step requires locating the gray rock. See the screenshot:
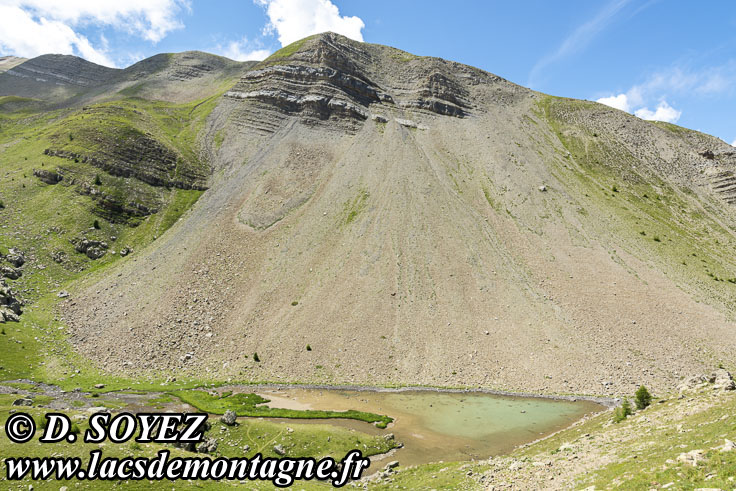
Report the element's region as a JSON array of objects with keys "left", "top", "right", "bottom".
[
  {"left": 221, "top": 410, "right": 237, "bottom": 426},
  {"left": 677, "top": 374, "right": 708, "bottom": 392},
  {"left": 385, "top": 461, "right": 399, "bottom": 470},
  {"left": 51, "top": 250, "right": 66, "bottom": 263},
  {"left": 0, "top": 266, "right": 21, "bottom": 280},
  {"left": 196, "top": 437, "right": 218, "bottom": 454},
  {"left": 676, "top": 449, "right": 704, "bottom": 466},
  {"left": 0, "top": 279, "right": 23, "bottom": 322},
  {"left": 57, "top": 291, "right": 70, "bottom": 298},
  {"left": 6, "top": 249, "right": 25, "bottom": 267},
  {"left": 710, "top": 369, "right": 735, "bottom": 391},
  {"left": 33, "top": 168, "right": 63, "bottom": 185},
  {"left": 273, "top": 444, "right": 286, "bottom": 456},
  {"left": 71, "top": 238, "right": 108, "bottom": 260},
  {"left": 86, "top": 247, "right": 106, "bottom": 260},
  {"left": 12, "top": 398, "right": 33, "bottom": 406}
]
